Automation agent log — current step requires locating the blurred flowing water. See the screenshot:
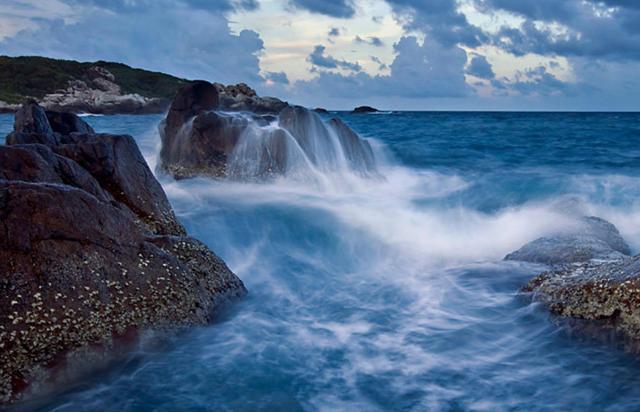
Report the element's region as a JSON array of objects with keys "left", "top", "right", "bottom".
[{"left": 2, "top": 111, "right": 640, "bottom": 411}]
